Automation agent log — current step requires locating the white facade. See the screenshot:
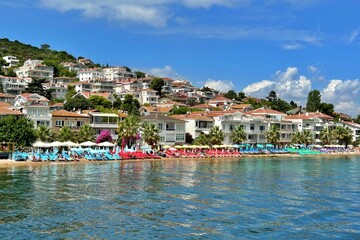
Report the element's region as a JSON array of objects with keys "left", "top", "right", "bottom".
[
  {"left": 142, "top": 114, "right": 186, "bottom": 145},
  {"left": 91, "top": 80, "right": 115, "bottom": 93},
  {"left": 88, "top": 112, "right": 119, "bottom": 140},
  {"left": 78, "top": 68, "right": 104, "bottom": 81},
  {"left": 0, "top": 76, "right": 30, "bottom": 95},
  {"left": 103, "top": 67, "right": 135, "bottom": 81},
  {"left": 2, "top": 56, "right": 19, "bottom": 67},
  {"left": 15, "top": 59, "right": 54, "bottom": 82}
]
